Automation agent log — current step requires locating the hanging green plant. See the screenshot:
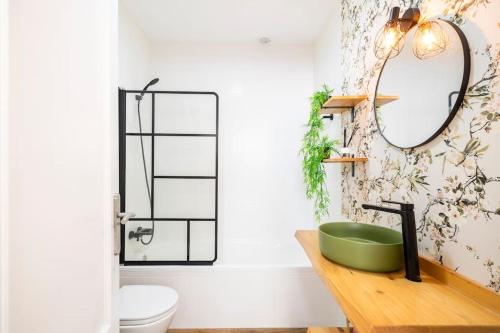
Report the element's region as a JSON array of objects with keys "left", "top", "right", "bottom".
[{"left": 301, "top": 85, "right": 340, "bottom": 222}]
